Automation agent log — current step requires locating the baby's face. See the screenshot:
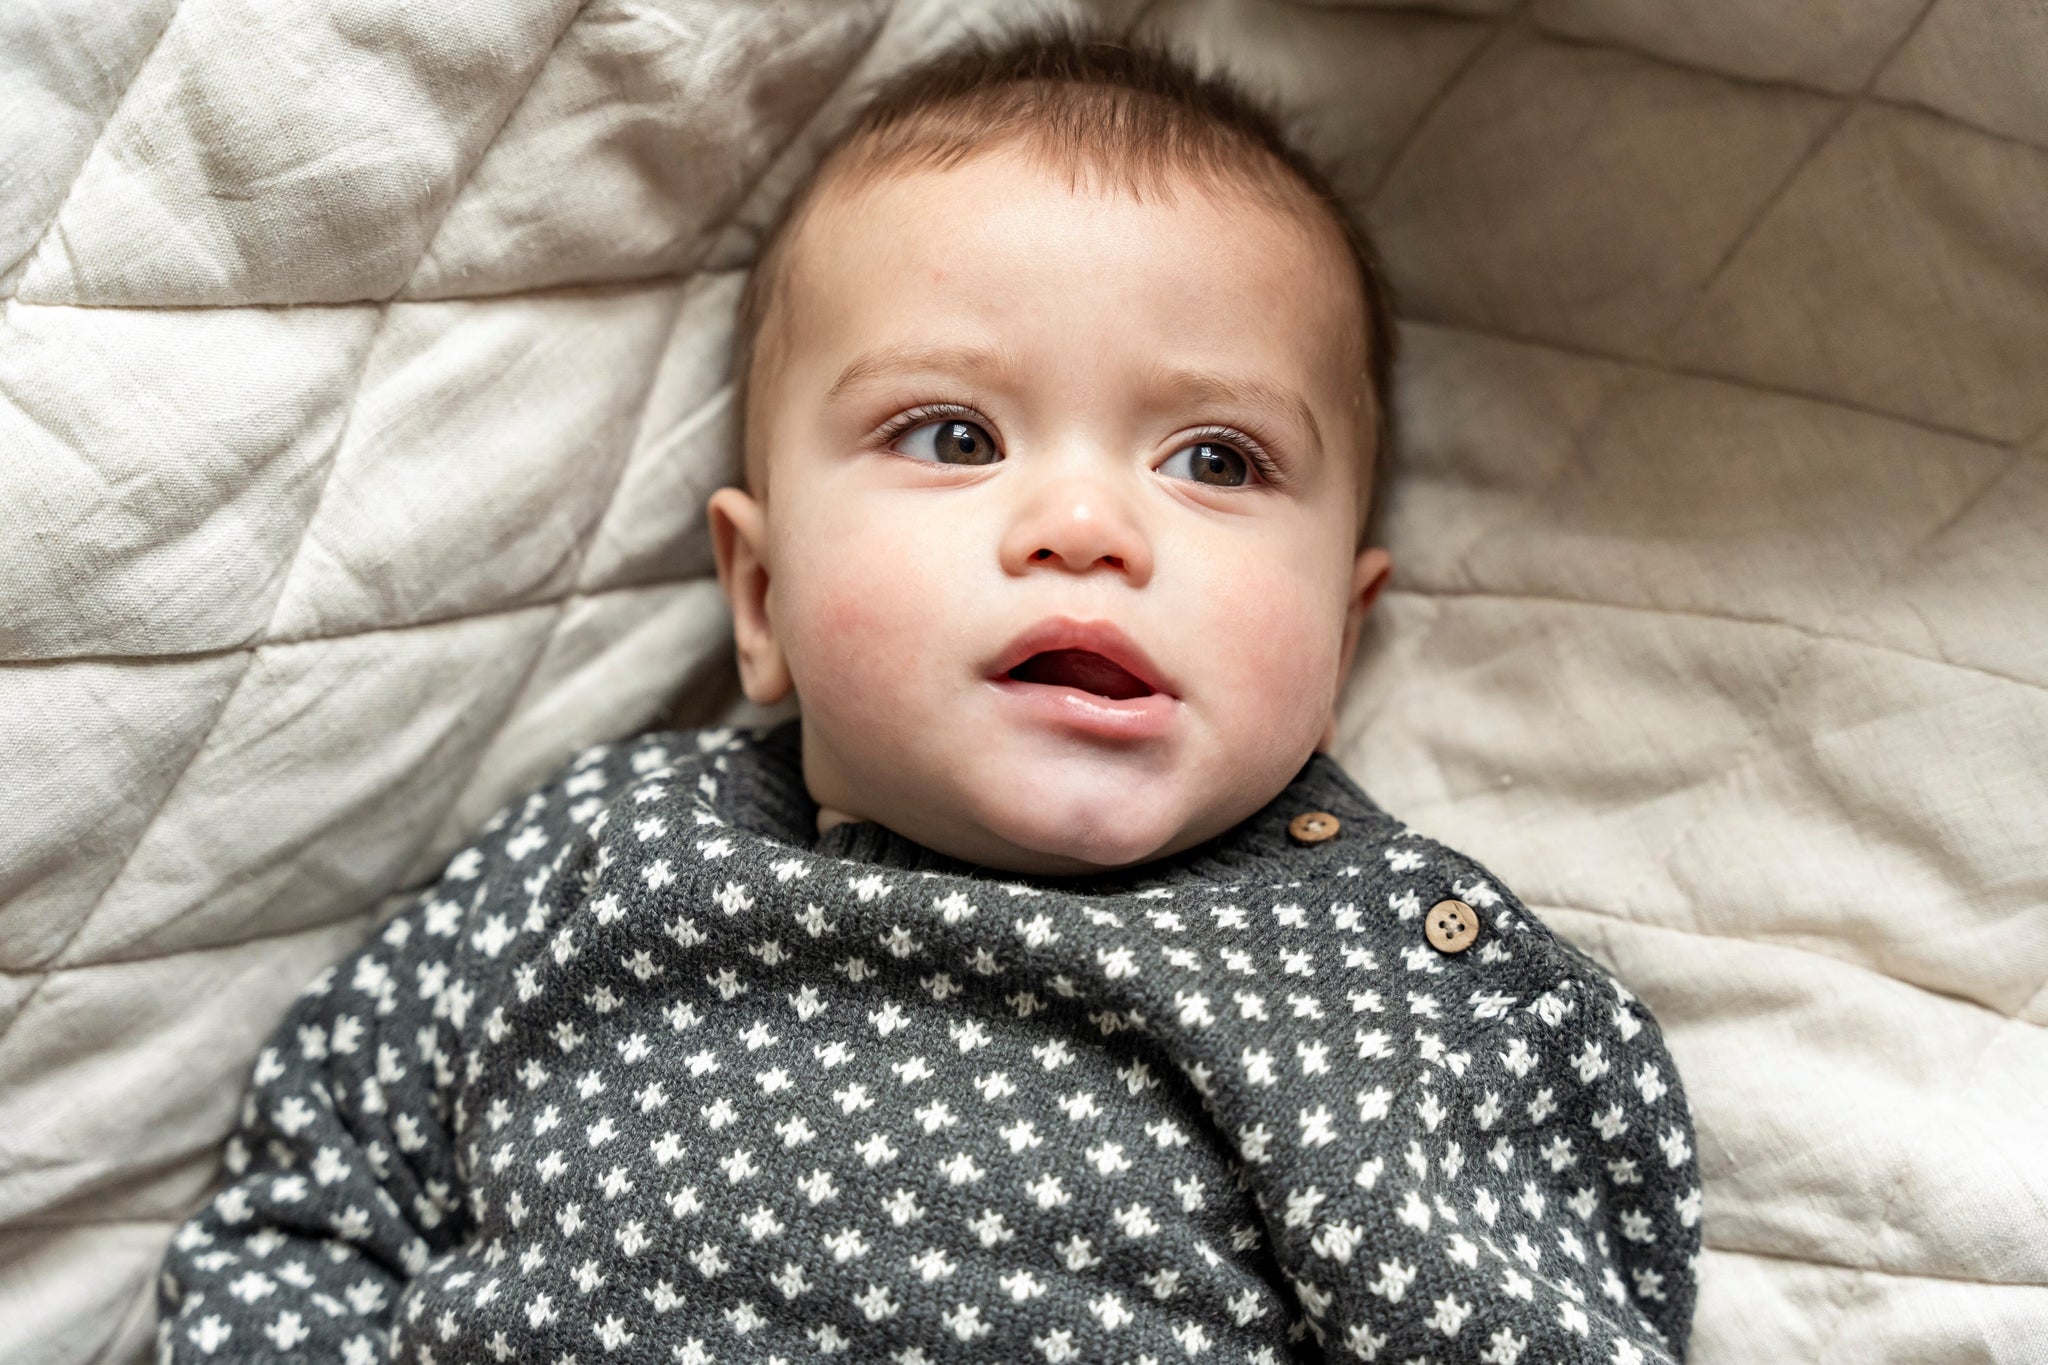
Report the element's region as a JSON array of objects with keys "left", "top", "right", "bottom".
[{"left": 710, "top": 146, "right": 1389, "bottom": 875}]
